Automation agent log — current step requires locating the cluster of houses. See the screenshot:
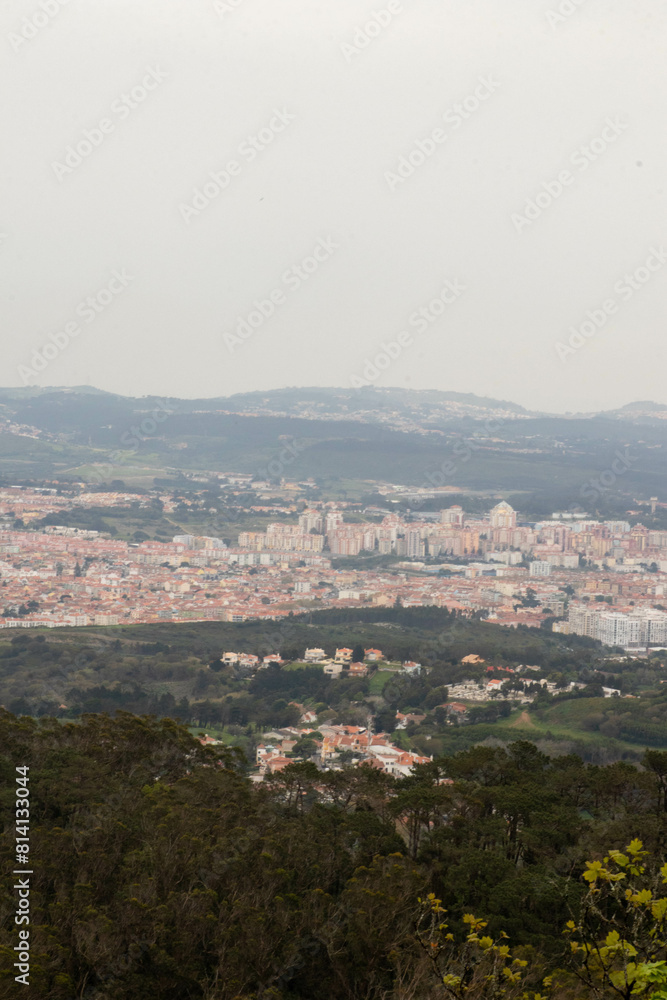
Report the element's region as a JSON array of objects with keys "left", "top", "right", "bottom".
[
  {"left": 218, "top": 646, "right": 423, "bottom": 679},
  {"left": 446, "top": 662, "right": 623, "bottom": 703},
  {"left": 304, "top": 646, "right": 364, "bottom": 677},
  {"left": 198, "top": 648, "right": 632, "bottom": 778},
  {"left": 219, "top": 651, "right": 283, "bottom": 670},
  {"left": 304, "top": 646, "right": 386, "bottom": 678},
  {"left": 253, "top": 721, "right": 431, "bottom": 779}
]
